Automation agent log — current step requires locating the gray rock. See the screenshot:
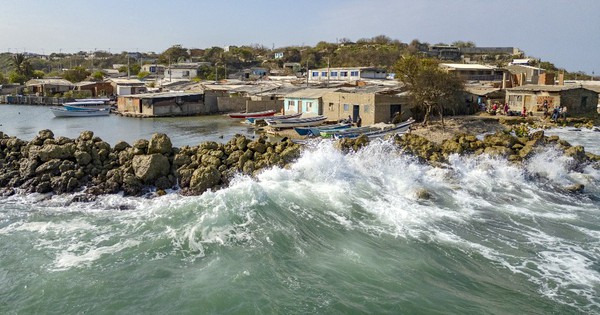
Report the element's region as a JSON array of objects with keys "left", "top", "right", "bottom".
[
  {"left": 148, "top": 133, "right": 173, "bottom": 155},
  {"left": 132, "top": 154, "right": 170, "bottom": 183}
]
